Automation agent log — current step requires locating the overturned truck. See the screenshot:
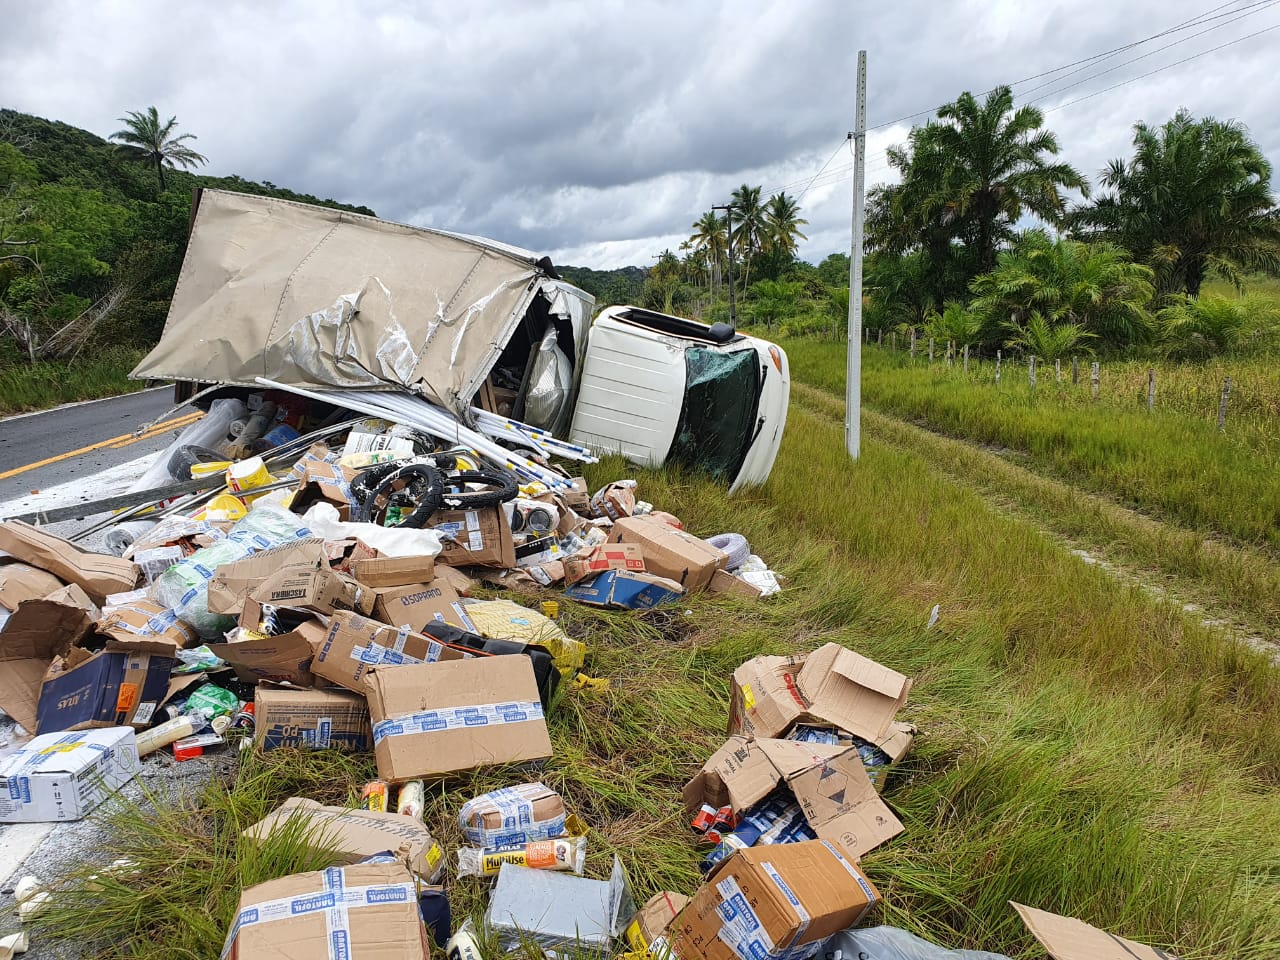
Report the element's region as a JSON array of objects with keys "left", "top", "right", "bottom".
[{"left": 132, "top": 189, "right": 789, "bottom": 491}]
